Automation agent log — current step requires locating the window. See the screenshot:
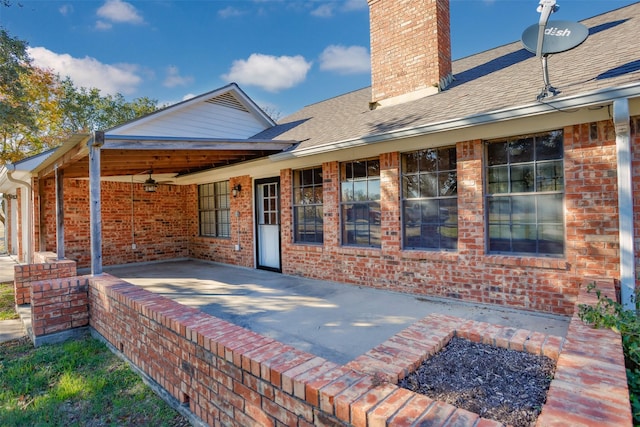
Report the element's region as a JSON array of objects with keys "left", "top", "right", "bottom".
[
  {"left": 341, "top": 159, "right": 380, "bottom": 247},
  {"left": 293, "top": 167, "right": 323, "bottom": 243},
  {"left": 485, "top": 130, "right": 564, "bottom": 256},
  {"left": 198, "top": 181, "right": 230, "bottom": 237},
  {"left": 401, "top": 147, "right": 457, "bottom": 250}
]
